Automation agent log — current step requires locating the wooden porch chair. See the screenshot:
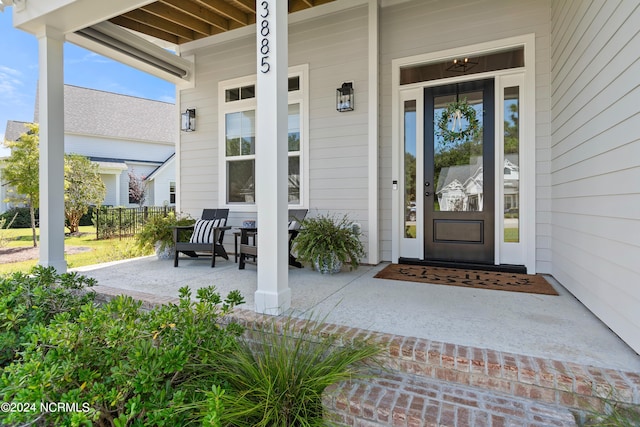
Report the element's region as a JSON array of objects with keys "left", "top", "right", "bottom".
[
  {"left": 238, "top": 209, "right": 307, "bottom": 269},
  {"left": 173, "top": 209, "right": 231, "bottom": 267}
]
